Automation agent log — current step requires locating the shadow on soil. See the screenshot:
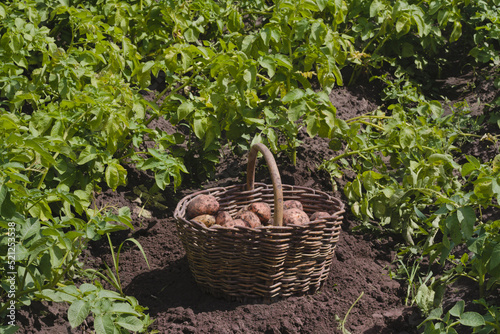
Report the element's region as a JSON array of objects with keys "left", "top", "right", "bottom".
[{"left": 124, "top": 256, "right": 246, "bottom": 315}]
